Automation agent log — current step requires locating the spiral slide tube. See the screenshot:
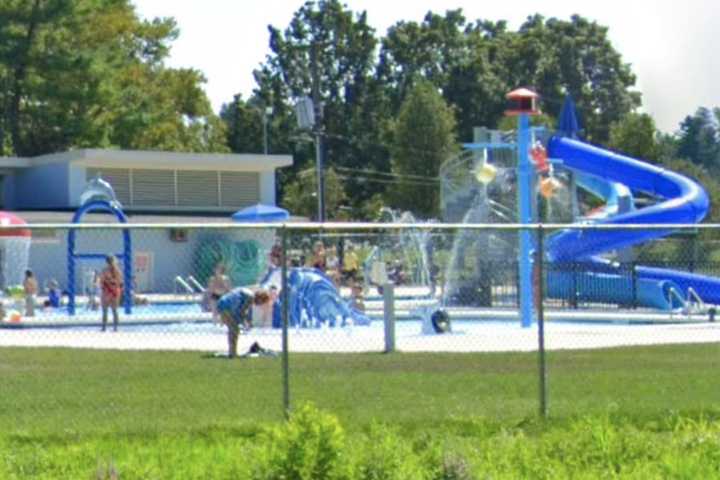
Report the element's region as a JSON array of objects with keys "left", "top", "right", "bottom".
[{"left": 546, "top": 136, "right": 717, "bottom": 309}]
